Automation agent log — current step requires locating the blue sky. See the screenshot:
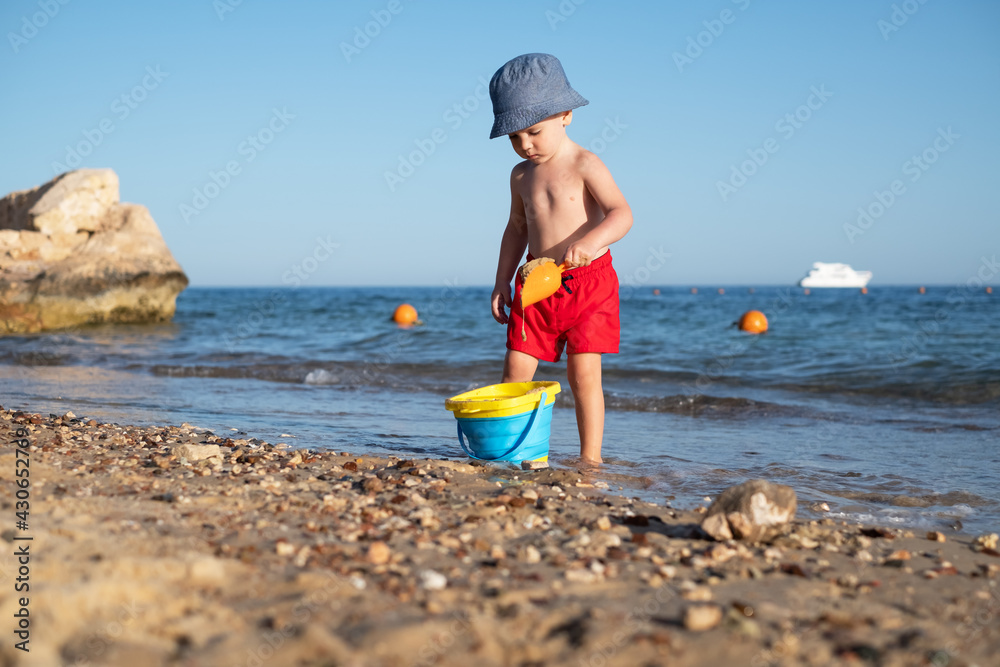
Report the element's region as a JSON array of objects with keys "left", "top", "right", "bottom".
[{"left": 2, "top": 0, "right": 998, "bottom": 287}]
